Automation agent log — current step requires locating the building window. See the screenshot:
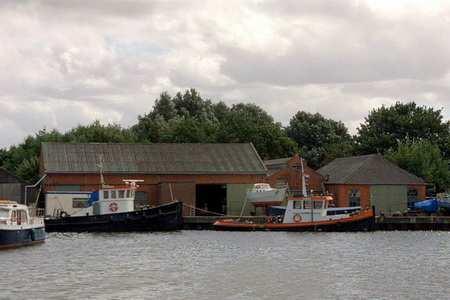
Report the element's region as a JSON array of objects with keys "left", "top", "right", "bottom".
[
  {"left": 407, "top": 188, "right": 419, "bottom": 209},
  {"left": 103, "top": 191, "right": 109, "bottom": 199},
  {"left": 73, "top": 198, "right": 88, "bottom": 208},
  {"left": 348, "top": 189, "right": 361, "bottom": 207}
]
